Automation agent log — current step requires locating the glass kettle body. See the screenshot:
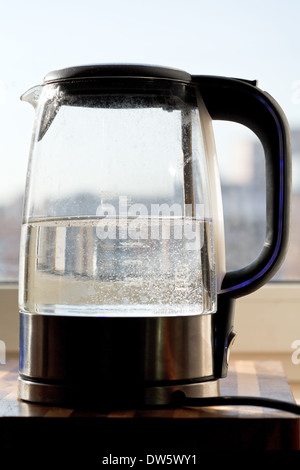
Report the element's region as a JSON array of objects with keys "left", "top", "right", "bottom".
[
  {"left": 19, "top": 67, "right": 225, "bottom": 319},
  {"left": 18, "top": 65, "right": 291, "bottom": 406}
]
